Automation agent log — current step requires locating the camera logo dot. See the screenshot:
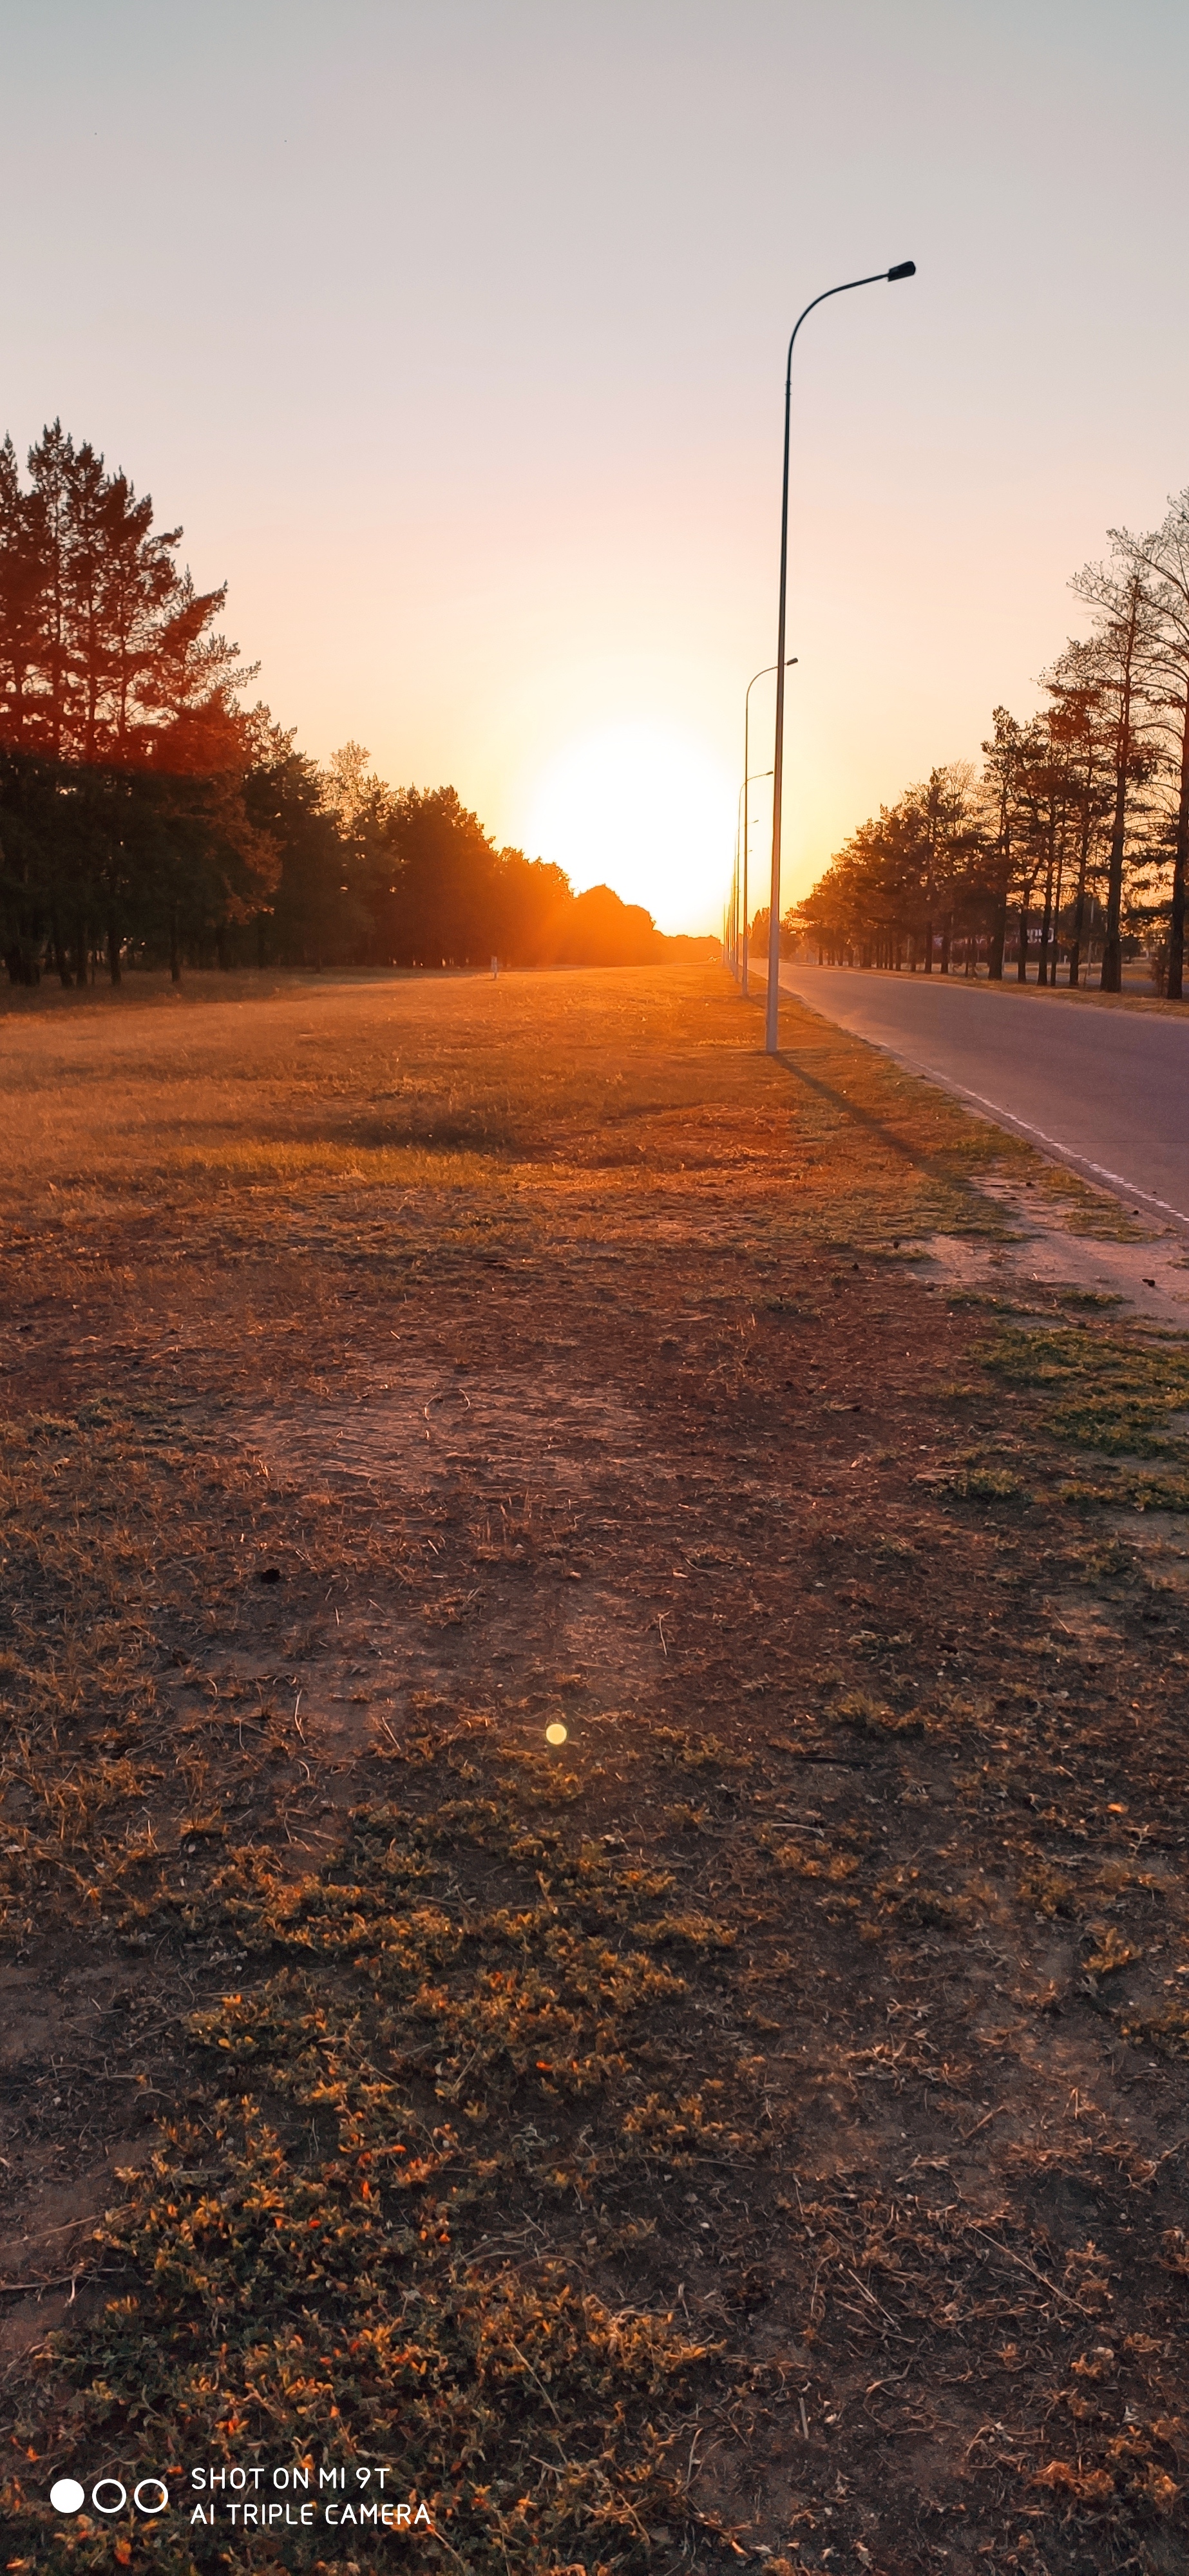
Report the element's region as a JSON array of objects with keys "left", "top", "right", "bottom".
[{"left": 50, "top": 2476, "right": 169, "bottom": 2517}]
